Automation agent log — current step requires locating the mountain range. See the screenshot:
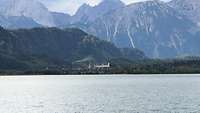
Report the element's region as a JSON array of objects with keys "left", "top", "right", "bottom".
[
  {"left": 84, "top": 0, "right": 200, "bottom": 58},
  {"left": 0, "top": 0, "right": 200, "bottom": 58},
  {"left": 0, "top": 0, "right": 71, "bottom": 28}
]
